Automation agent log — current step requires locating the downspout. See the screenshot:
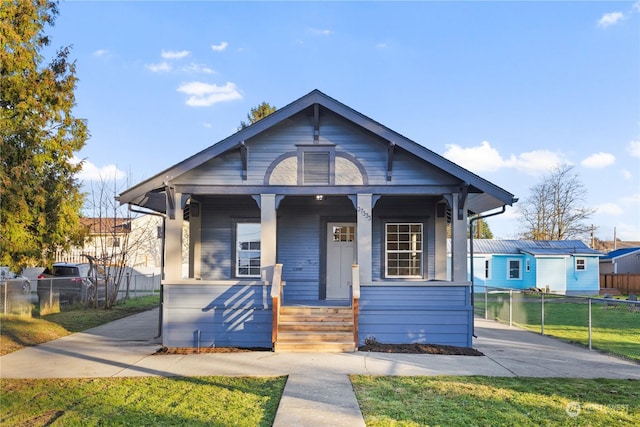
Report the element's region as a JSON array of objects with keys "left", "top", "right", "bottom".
[
  {"left": 128, "top": 204, "right": 166, "bottom": 339},
  {"left": 469, "top": 205, "right": 507, "bottom": 337}
]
